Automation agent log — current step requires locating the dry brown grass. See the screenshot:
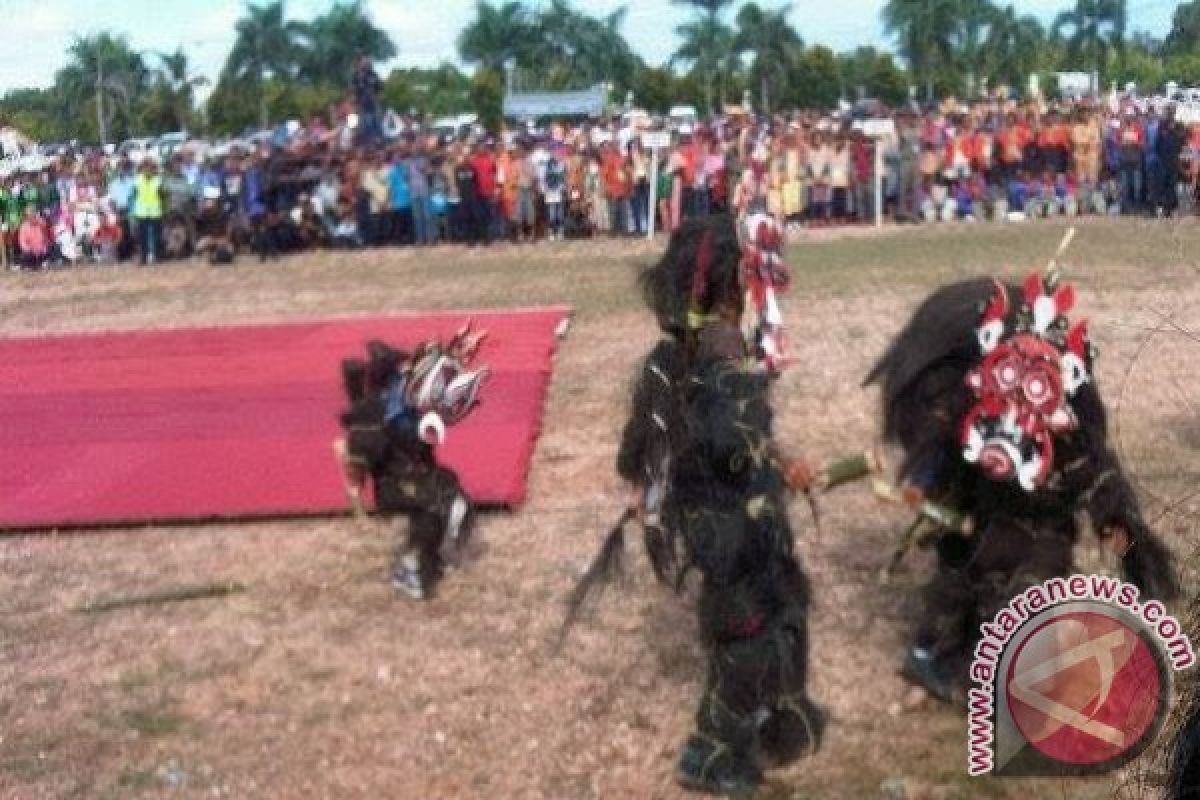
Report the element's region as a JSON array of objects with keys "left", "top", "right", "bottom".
[{"left": 1, "top": 218, "right": 1197, "bottom": 800}]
